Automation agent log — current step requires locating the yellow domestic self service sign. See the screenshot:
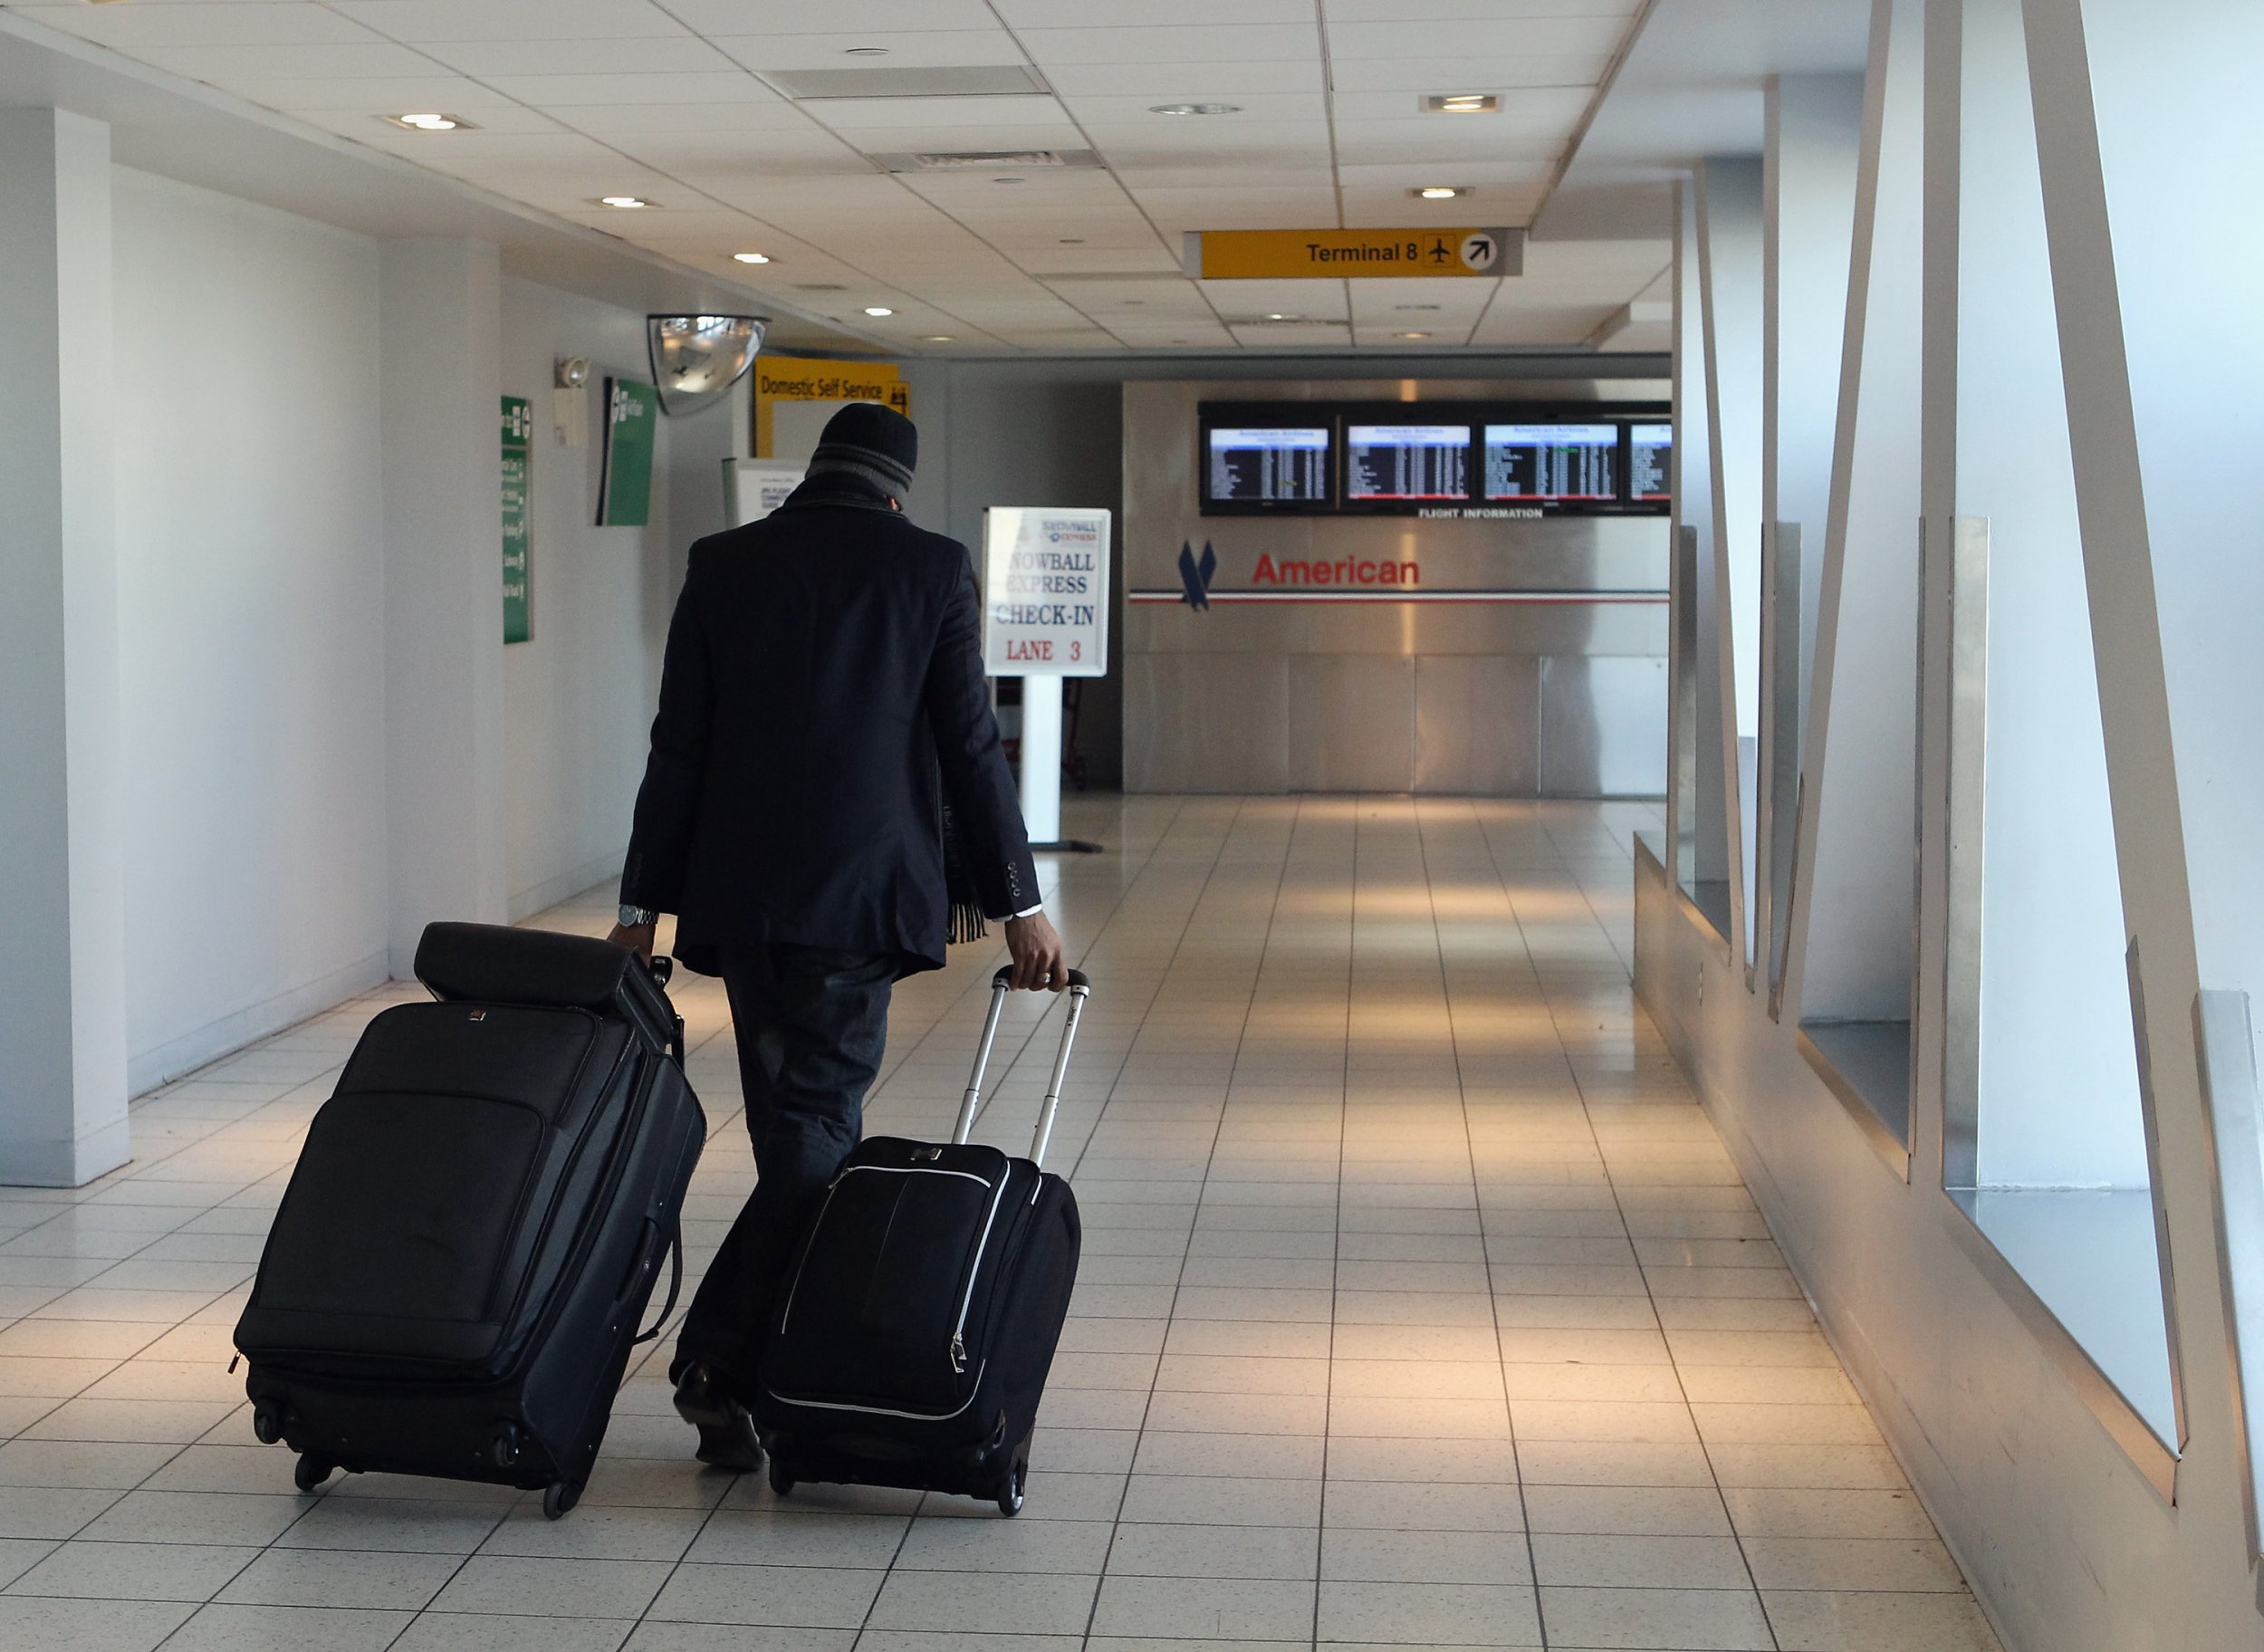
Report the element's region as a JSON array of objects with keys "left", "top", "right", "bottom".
[{"left": 1185, "top": 227, "right": 1522, "bottom": 280}]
